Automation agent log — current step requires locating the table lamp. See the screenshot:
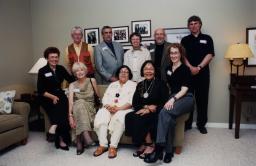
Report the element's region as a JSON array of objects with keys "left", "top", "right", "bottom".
[
  {"left": 28, "top": 58, "right": 47, "bottom": 74},
  {"left": 225, "top": 43, "right": 253, "bottom": 75}
]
